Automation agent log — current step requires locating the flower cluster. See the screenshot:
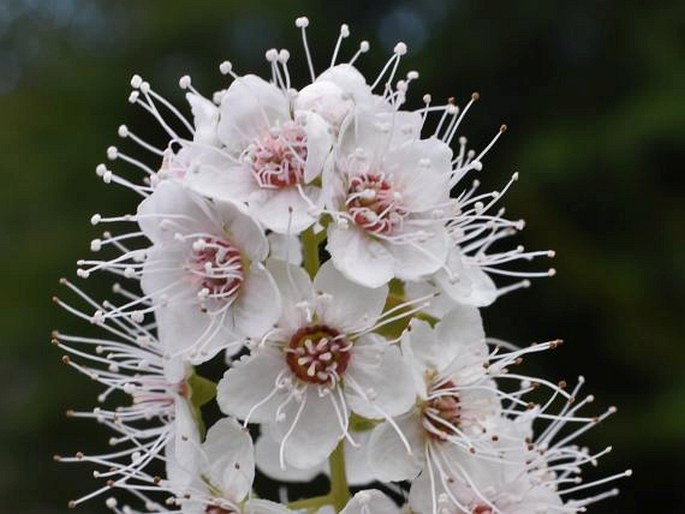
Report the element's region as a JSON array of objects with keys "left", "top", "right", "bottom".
[{"left": 53, "top": 17, "right": 629, "bottom": 514}]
